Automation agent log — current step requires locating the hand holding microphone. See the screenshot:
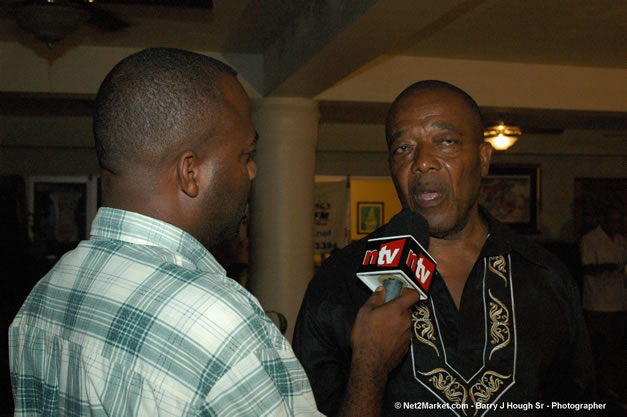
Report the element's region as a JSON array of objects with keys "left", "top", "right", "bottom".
[
  {"left": 341, "top": 211, "right": 433, "bottom": 417},
  {"left": 340, "top": 286, "right": 421, "bottom": 417},
  {"left": 356, "top": 209, "right": 436, "bottom": 302},
  {"left": 350, "top": 286, "right": 421, "bottom": 373},
  {"left": 348, "top": 210, "right": 436, "bottom": 384}
]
